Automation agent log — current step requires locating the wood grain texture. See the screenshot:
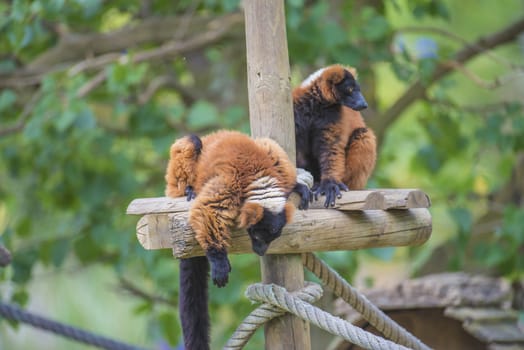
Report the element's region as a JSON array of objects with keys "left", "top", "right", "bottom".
[
  {"left": 244, "top": 0, "right": 295, "bottom": 161},
  {"left": 134, "top": 208, "right": 432, "bottom": 254},
  {"left": 245, "top": 0, "right": 303, "bottom": 347},
  {"left": 126, "top": 189, "right": 431, "bottom": 216},
  {"left": 309, "top": 189, "right": 431, "bottom": 210}
]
